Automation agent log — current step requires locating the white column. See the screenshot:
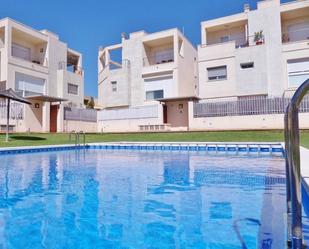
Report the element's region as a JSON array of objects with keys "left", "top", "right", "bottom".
[
  {"left": 42, "top": 102, "right": 50, "bottom": 132},
  {"left": 57, "top": 103, "right": 64, "bottom": 132}
]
